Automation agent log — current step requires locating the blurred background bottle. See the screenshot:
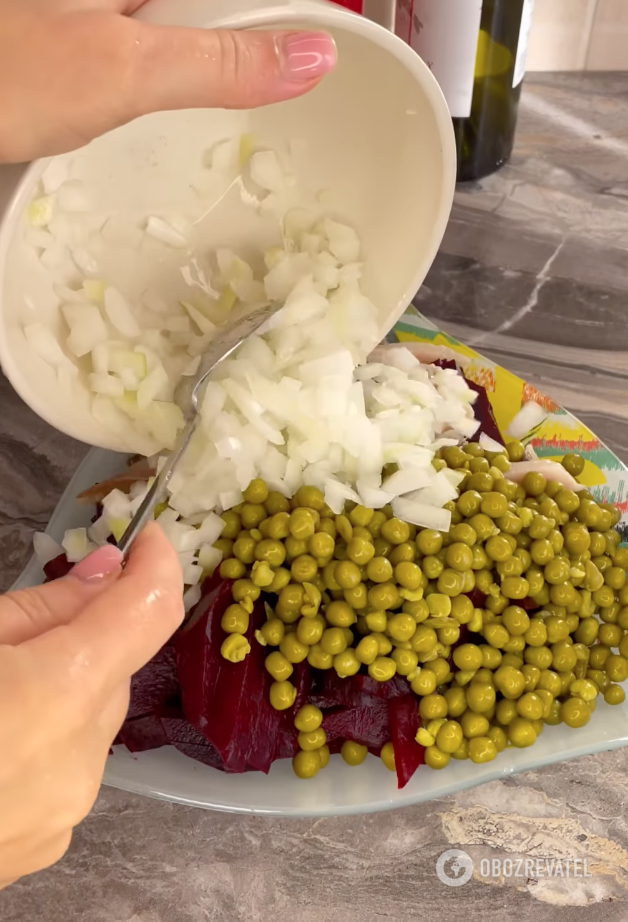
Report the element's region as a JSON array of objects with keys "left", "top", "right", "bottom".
[{"left": 398, "top": 0, "right": 535, "bottom": 182}]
